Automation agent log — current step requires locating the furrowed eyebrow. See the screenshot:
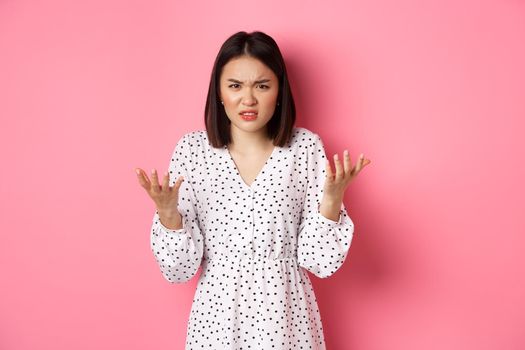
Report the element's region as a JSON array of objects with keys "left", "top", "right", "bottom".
[{"left": 227, "top": 78, "right": 271, "bottom": 84}]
